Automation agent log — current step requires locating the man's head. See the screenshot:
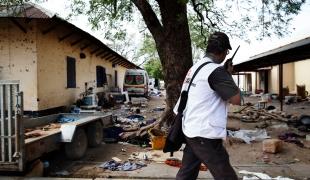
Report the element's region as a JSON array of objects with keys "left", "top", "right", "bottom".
[{"left": 206, "top": 32, "right": 231, "bottom": 63}]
